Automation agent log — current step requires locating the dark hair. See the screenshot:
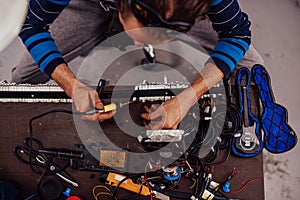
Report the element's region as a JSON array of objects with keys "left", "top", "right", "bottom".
[{"left": 117, "top": 0, "right": 212, "bottom": 23}]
